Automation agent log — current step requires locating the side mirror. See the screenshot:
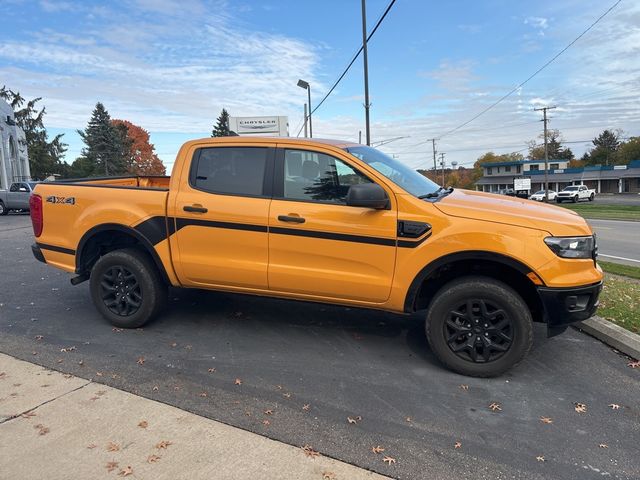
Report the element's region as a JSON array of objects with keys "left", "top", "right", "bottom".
[{"left": 346, "top": 183, "right": 389, "bottom": 209}]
